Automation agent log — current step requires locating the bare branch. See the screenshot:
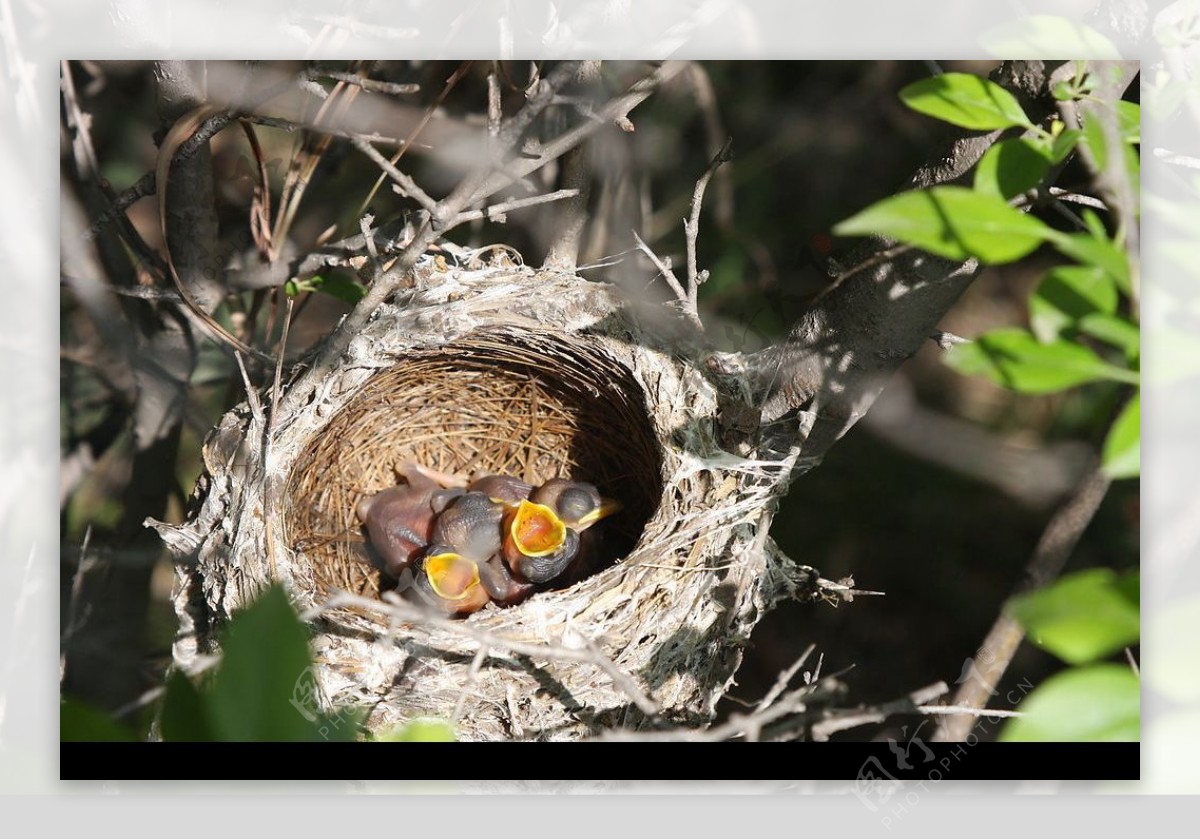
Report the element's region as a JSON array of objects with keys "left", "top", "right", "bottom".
[
  {"left": 811, "top": 681, "right": 948, "bottom": 741},
  {"left": 350, "top": 135, "right": 440, "bottom": 217},
  {"left": 683, "top": 136, "right": 732, "bottom": 311},
  {"left": 933, "top": 465, "right": 1113, "bottom": 742},
  {"left": 543, "top": 61, "right": 601, "bottom": 273},
  {"left": 631, "top": 230, "right": 685, "bottom": 300},
  {"left": 453, "top": 188, "right": 580, "bottom": 224},
  {"left": 307, "top": 68, "right": 420, "bottom": 96}
]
